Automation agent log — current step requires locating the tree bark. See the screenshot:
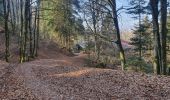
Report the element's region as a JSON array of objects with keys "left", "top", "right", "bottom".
[
  {"left": 160, "top": 0, "right": 168, "bottom": 75},
  {"left": 20, "top": 0, "right": 24, "bottom": 63},
  {"left": 3, "top": 0, "right": 10, "bottom": 62},
  {"left": 35, "top": 0, "right": 41, "bottom": 57},
  {"left": 29, "top": 0, "right": 33, "bottom": 58},
  {"left": 109, "top": 0, "right": 126, "bottom": 70},
  {"left": 24, "top": 0, "right": 30, "bottom": 61},
  {"left": 150, "top": 0, "right": 162, "bottom": 74}
]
